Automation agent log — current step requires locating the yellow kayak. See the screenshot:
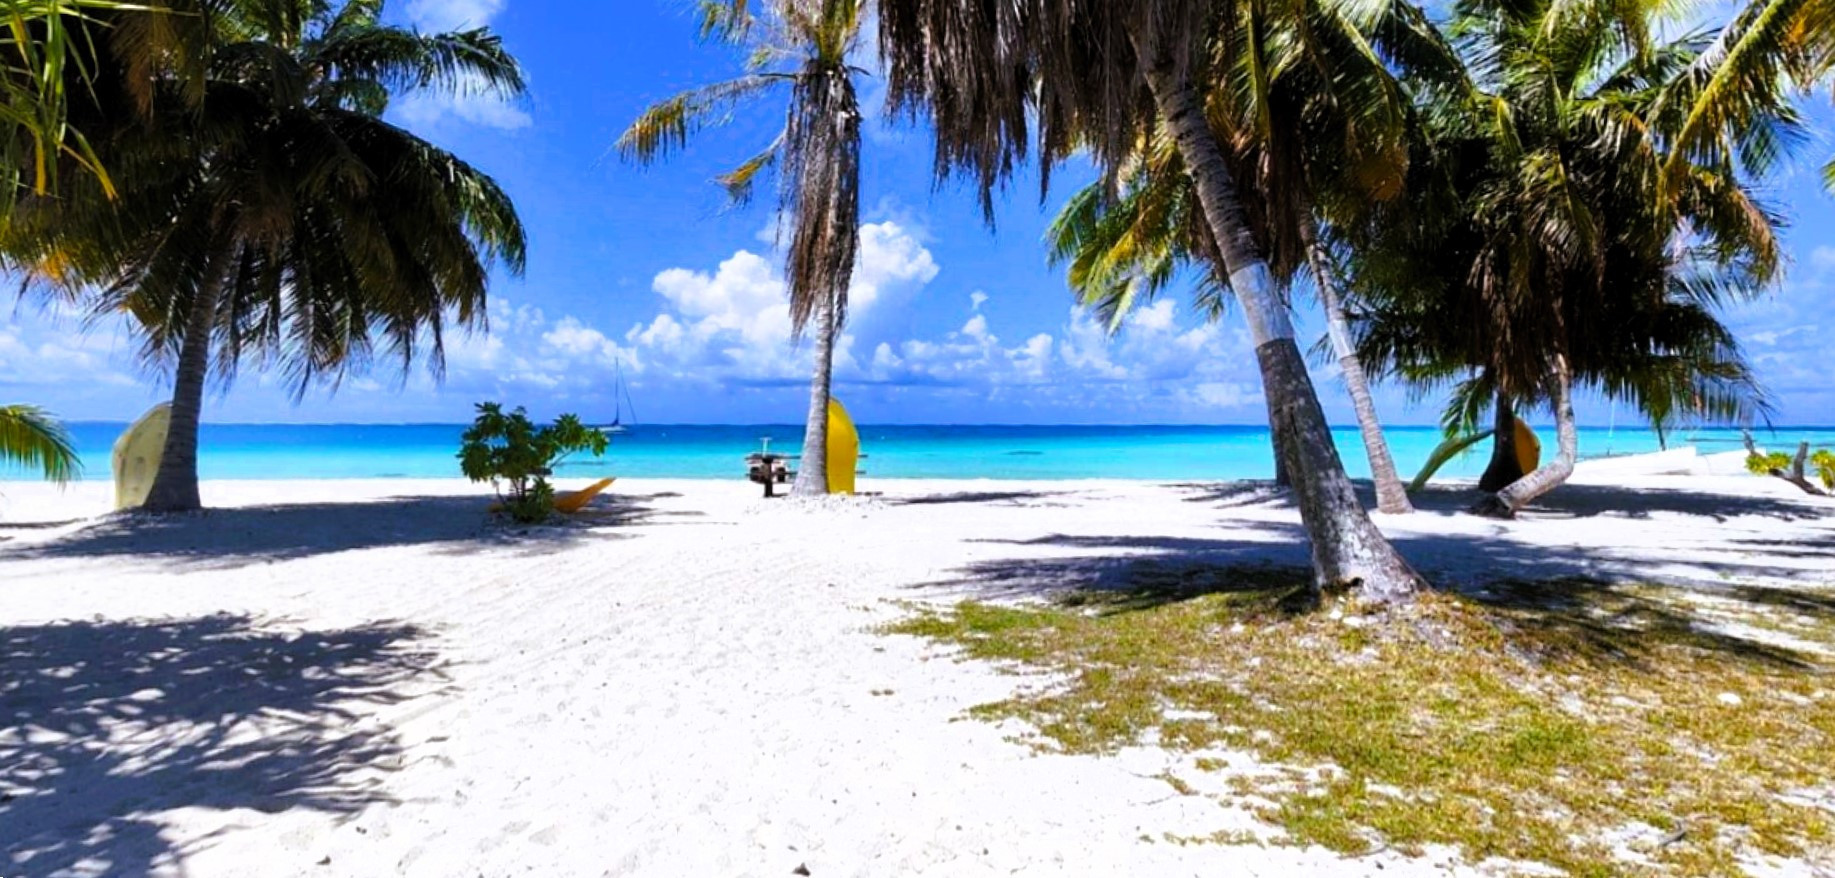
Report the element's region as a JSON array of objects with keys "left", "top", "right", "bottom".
[
  {"left": 112, "top": 403, "right": 171, "bottom": 510},
  {"left": 826, "top": 398, "right": 859, "bottom": 495}
]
